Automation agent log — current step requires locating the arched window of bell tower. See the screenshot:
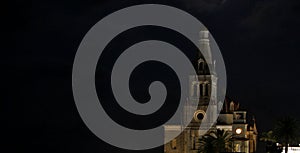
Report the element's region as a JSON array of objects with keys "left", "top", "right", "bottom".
[
  {"left": 199, "top": 83, "right": 203, "bottom": 97},
  {"left": 197, "top": 58, "right": 205, "bottom": 72},
  {"left": 203, "top": 82, "right": 210, "bottom": 96},
  {"left": 193, "top": 83, "right": 198, "bottom": 97}
]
